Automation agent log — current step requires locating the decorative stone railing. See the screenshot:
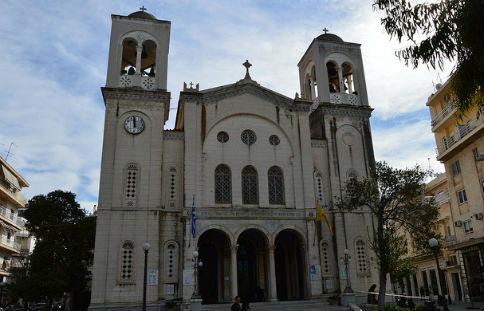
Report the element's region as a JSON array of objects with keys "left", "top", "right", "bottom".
[
  {"left": 330, "top": 93, "right": 359, "bottom": 105},
  {"left": 119, "top": 75, "right": 155, "bottom": 90}
]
